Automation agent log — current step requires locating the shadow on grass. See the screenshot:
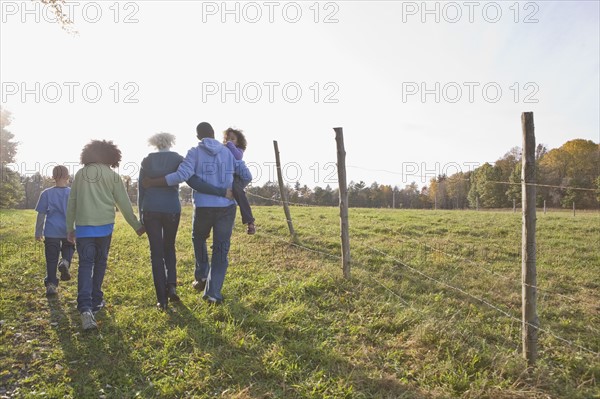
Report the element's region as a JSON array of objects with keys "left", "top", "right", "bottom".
[
  {"left": 48, "top": 296, "right": 156, "bottom": 398},
  {"left": 169, "top": 296, "right": 425, "bottom": 398}
]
